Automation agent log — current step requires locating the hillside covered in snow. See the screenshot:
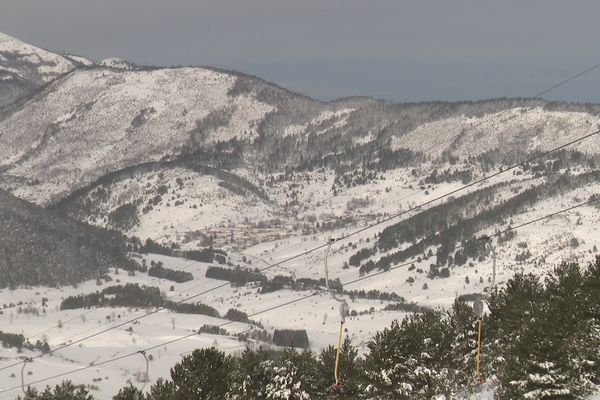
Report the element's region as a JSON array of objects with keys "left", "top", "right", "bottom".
[
  {"left": 0, "top": 31, "right": 88, "bottom": 108},
  {"left": 1, "top": 30, "right": 600, "bottom": 399}
]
